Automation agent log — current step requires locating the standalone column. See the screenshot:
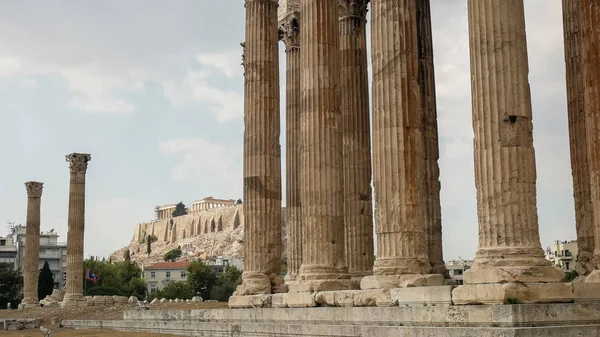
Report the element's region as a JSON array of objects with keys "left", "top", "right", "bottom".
[
  {"left": 582, "top": 0, "right": 600, "bottom": 275},
  {"left": 20, "top": 181, "right": 43, "bottom": 308},
  {"left": 562, "top": 0, "right": 594, "bottom": 276},
  {"left": 63, "top": 153, "right": 91, "bottom": 307},
  {"left": 339, "top": 0, "right": 374, "bottom": 280},
  {"left": 235, "top": 0, "right": 284, "bottom": 296},
  {"left": 363, "top": 0, "right": 439, "bottom": 290},
  {"left": 417, "top": 0, "right": 449, "bottom": 279},
  {"left": 296, "top": 0, "right": 352, "bottom": 291},
  {"left": 453, "top": 0, "right": 566, "bottom": 304},
  {"left": 280, "top": 15, "right": 302, "bottom": 283}
]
